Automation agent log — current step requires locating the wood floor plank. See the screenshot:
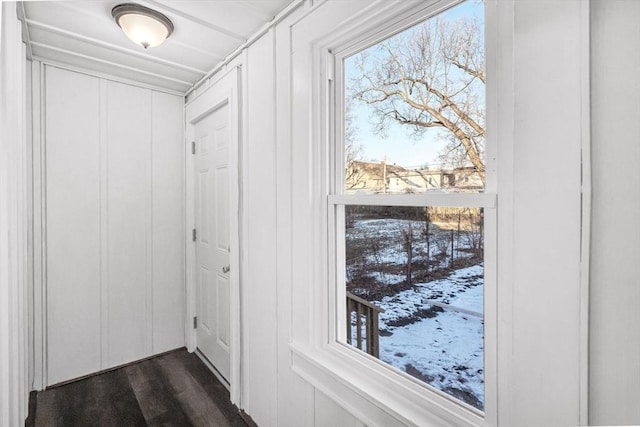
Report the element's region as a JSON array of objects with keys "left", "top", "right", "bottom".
[
  {"left": 31, "top": 348, "right": 246, "bottom": 427},
  {"left": 36, "top": 369, "right": 147, "bottom": 426},
  {"left": 126, "top": 358, "right": 196, "bottom": 426},
  {"left": 180, "top": 352, "right": 239, "bottom": 420},
  {"left": 154, "top": 352, "right": 231, "bottom": 426},
  {"left": 35, "top": 385, "right": 65, "bottom": 425}
]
